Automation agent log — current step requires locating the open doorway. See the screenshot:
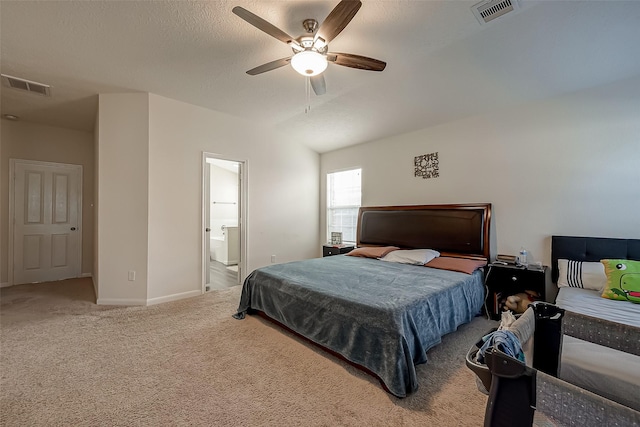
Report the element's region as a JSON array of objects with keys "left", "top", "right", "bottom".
[{"left": 202, "top": 153, "right": 247, "bottom": 292}]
